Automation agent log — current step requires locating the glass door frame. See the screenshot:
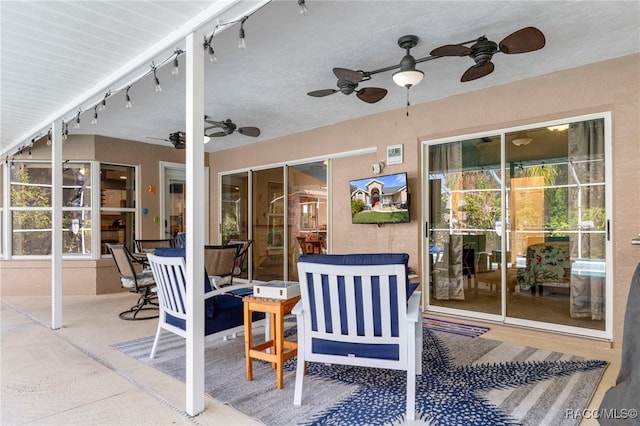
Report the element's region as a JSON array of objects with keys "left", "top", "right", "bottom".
[
  {"left": 421, "top": 112, "right": 613, "bottom": 340},
  {"left": 160, "top": 161, "right": 209, "bottom": 241}
]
